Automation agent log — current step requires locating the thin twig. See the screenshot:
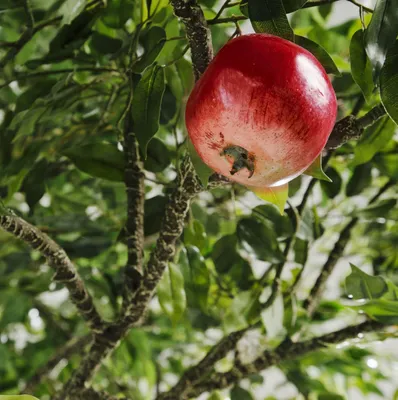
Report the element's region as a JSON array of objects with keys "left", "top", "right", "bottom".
[
  {"left": 186, "top": 320, "right": 392, "bottom": 397},
  {"left": 23, "top": 0, "right": 35, "bottom": 33},
  {"left": 303, "top": 180, "right": 393, "bottom": 316},
  {"left": 0, "top": 68, "right": 120, "bottom": 91},
  {"left": 23, "top": 335, "right": 92, "bottom": 394}
]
